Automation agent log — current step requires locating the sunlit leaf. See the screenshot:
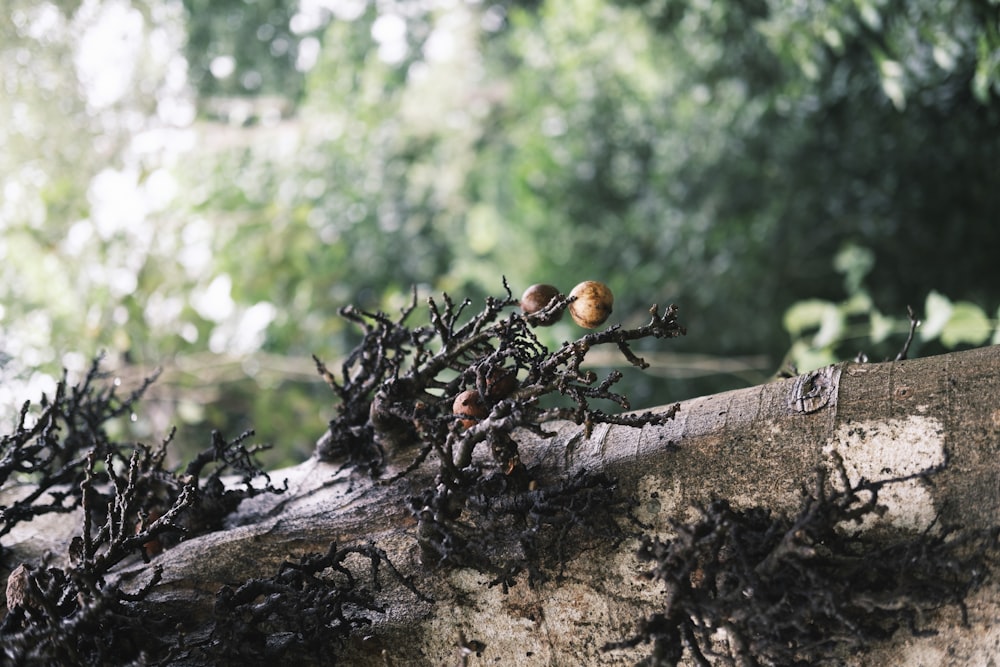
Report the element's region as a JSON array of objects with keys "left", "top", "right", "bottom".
[
  {"left": 858, "top": 1, "right": 883, "bottom": 31},
  {"left": 787, "top": 340, "right": 838, "bottom": 375},
  {"left": 841, "top": 290, "right": 873, "bottom": 316},
  {"left": 940, "top": 302, "right": 992, "bottom": 348},
  {"left": 881, "top": 76, "right": 907, "bottom": 110},
  {"left": 869, "top": 310, "right": 895, "bottom": 344},
  {"left": 993, "top": 306, "right": 1000, "bottom": 346},
  {"left": 920, "top": 291, "right": 953, "bottom": 341},
  {"left": 834, "top": 244, "right": 875, "bottom": 295},
  {"left": 813, "top": 305, "right": 845, "bottom": 348},
  {"left": 784, "top": 300, "right": 834, "bottom": 337}
]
